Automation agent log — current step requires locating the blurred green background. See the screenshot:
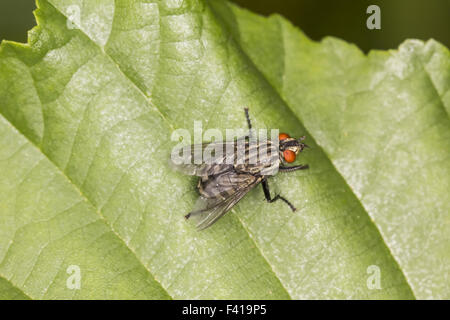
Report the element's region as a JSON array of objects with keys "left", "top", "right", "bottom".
[{"left": 0, "top": 0, "right": 449, "bottom": 52}]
